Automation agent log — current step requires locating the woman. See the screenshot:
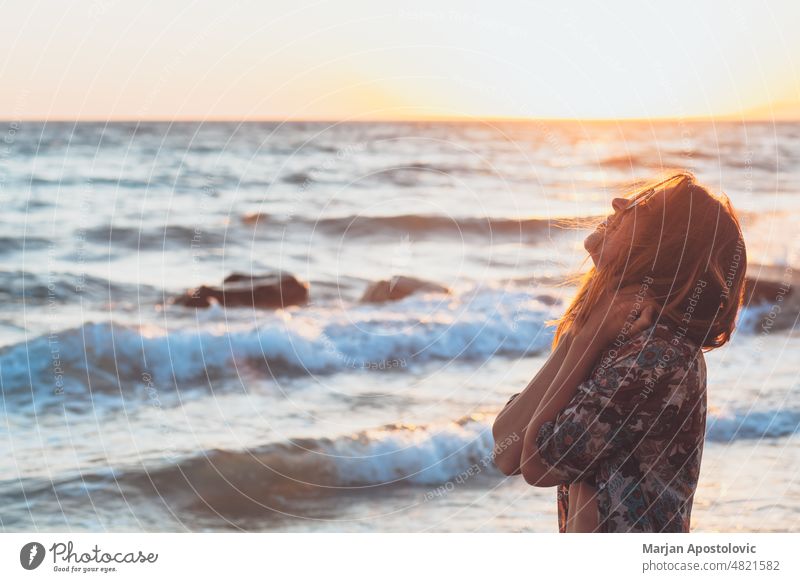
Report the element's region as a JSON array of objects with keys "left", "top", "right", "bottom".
[{"left": 492, "top": 171, "right": 747, "bottom": 532}]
